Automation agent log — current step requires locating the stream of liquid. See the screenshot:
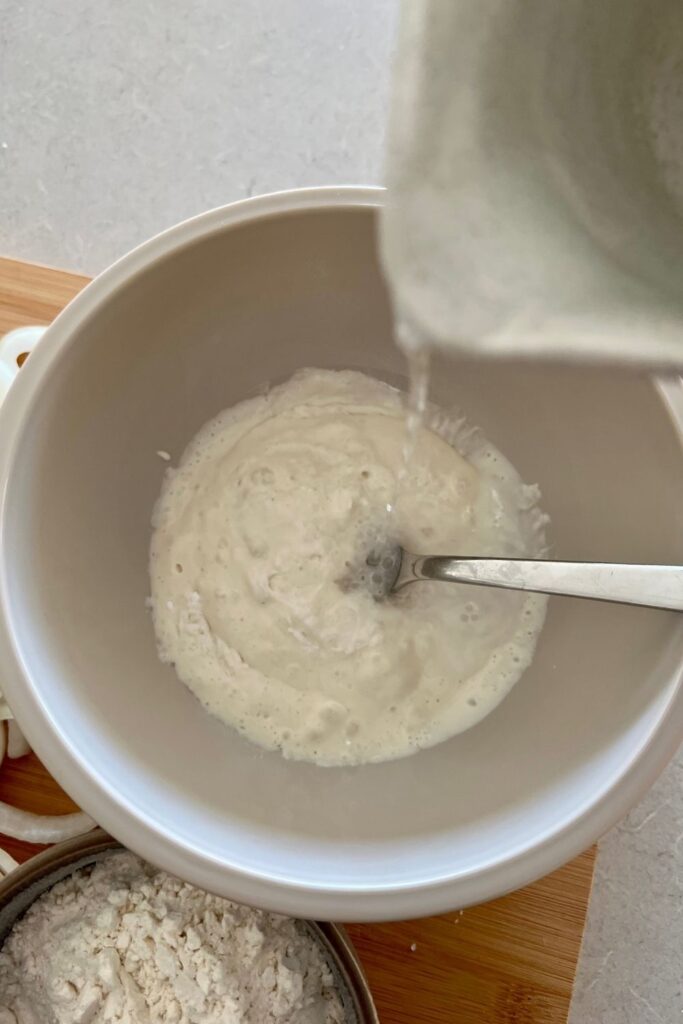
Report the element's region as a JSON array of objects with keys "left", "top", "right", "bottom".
[
  {"left": 400, "top": 344, "right": 431, "bottom": 483},
  {"left": 388, "top": 320, "right": 433, "bottom": 525},
  {"left": 372, "top": 335, "right": 432, "bottom": 564}
]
